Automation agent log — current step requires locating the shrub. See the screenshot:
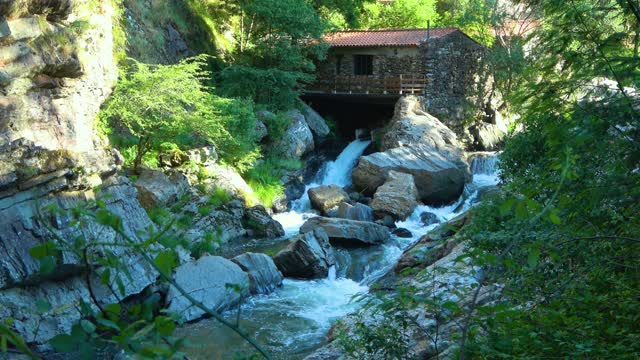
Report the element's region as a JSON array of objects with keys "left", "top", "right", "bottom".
[{"left": 98, "top": 55, "right": 260, "bottom": 171}]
